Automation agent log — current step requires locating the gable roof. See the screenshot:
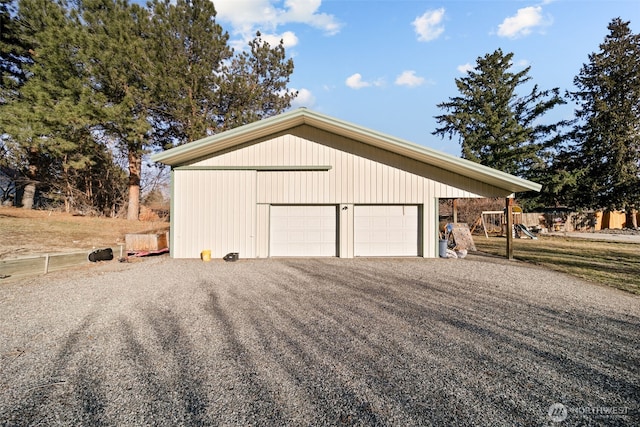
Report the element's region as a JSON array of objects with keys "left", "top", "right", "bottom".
[{"left": 151, "top": 108, "right": 541, "bottom": 194}]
